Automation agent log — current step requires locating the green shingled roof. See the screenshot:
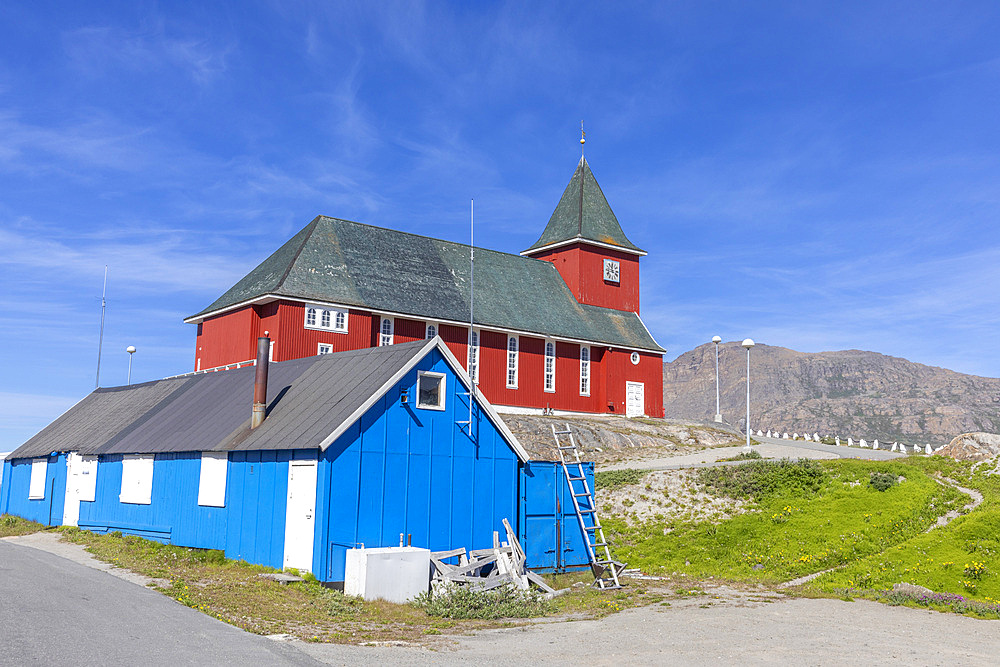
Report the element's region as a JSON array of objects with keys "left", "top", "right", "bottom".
[
  {"left": 523, "top": 156, "right": 644, "bottom": 255},
  {"left": 187, "top": 216, "right": 663, "bottom": 352}
]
